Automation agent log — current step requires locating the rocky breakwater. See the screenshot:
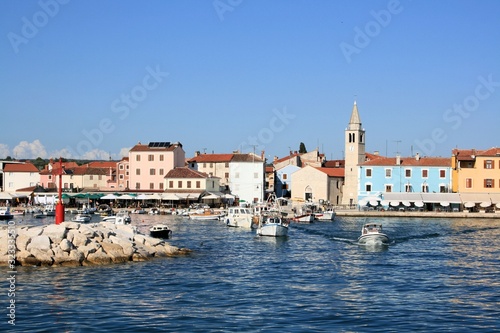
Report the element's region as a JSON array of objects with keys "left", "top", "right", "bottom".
[{"left": 0, "top": 222, "right": 191, "bottom": 267}]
